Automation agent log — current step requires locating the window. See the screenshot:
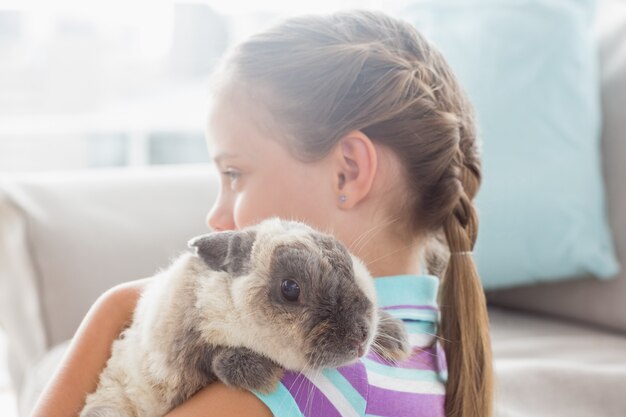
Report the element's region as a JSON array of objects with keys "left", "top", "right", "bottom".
[{"left": 0, "top": 0, "right": 382, "bottom": 173}]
